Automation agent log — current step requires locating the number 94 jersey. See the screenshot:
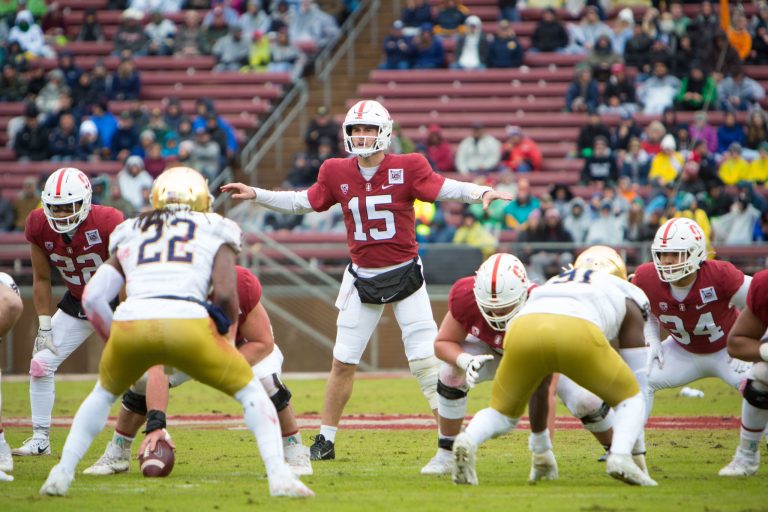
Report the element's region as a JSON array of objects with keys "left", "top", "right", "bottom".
[
  {"left": 25, "top": 205, "right": 125, "bottom": 301},
  {"left": 110, "top": 211, "right": 242, "bottom": 307}
]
